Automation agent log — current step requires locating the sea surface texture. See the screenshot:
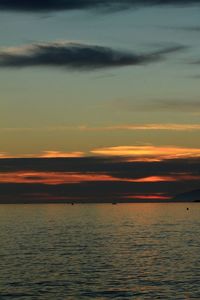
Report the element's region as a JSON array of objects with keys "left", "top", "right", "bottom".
[{"left": 0, "top": 203, "right": 200, "bottom": 299}]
